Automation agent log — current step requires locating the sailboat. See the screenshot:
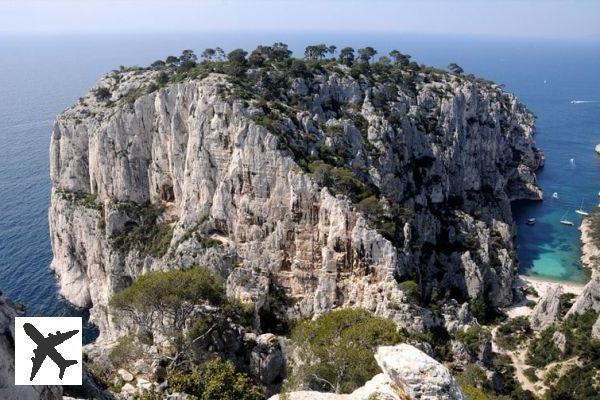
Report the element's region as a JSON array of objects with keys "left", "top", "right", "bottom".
[
  {"left": 560, "top": 210, "right": 575, "bottom": 226},
  {"left": 575, "top": 199, "right": 589, "bottom": 216}
]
